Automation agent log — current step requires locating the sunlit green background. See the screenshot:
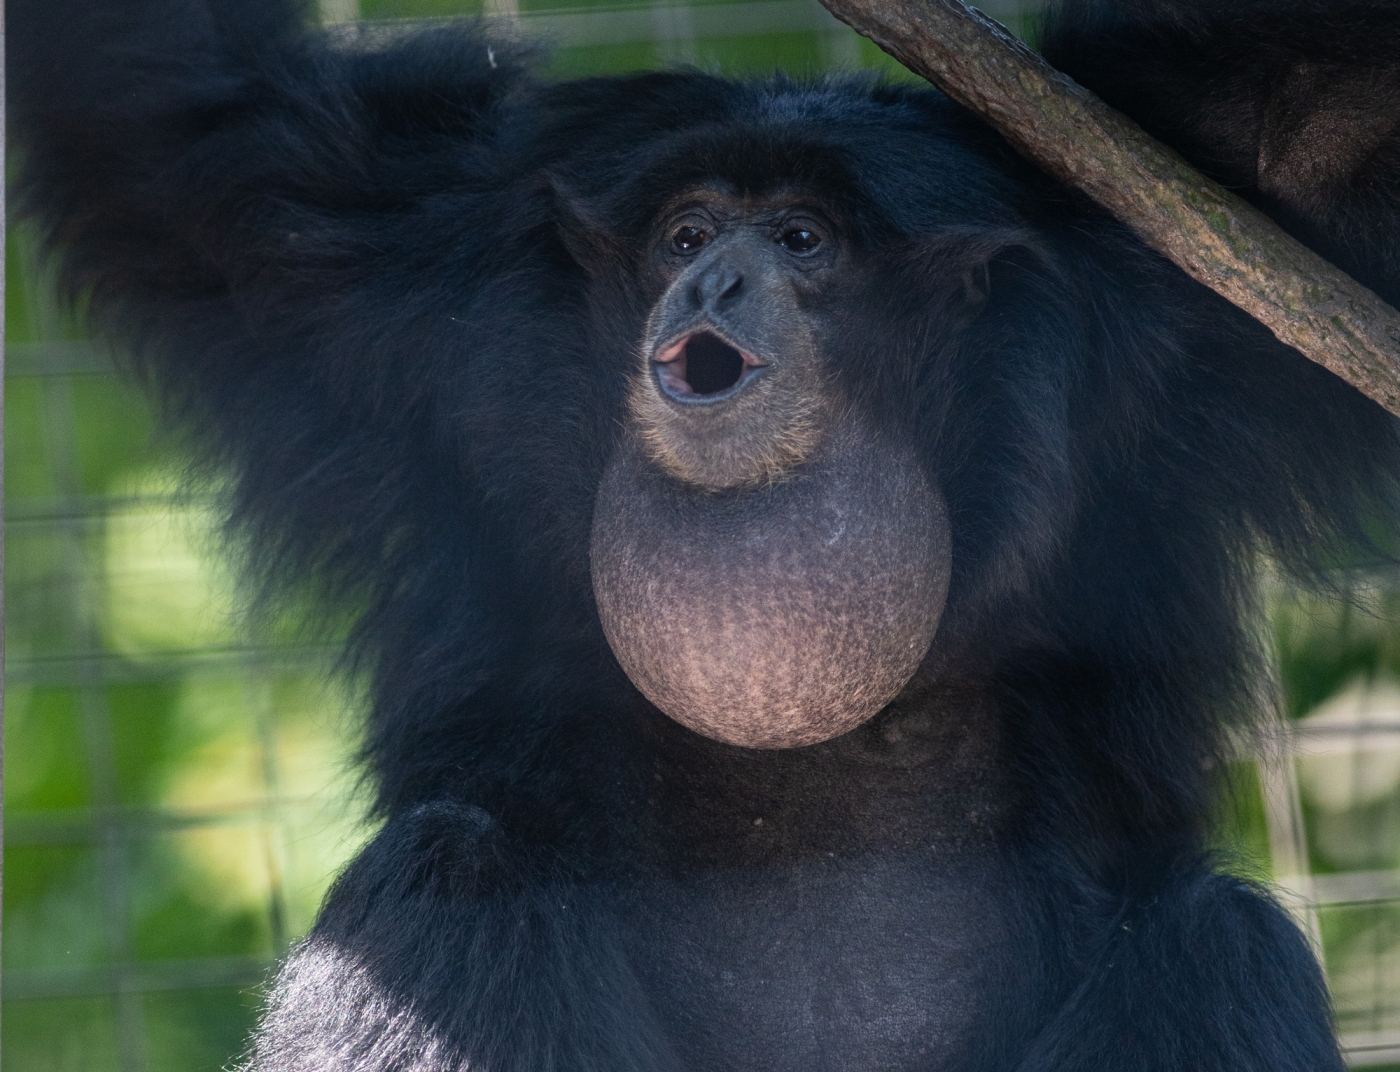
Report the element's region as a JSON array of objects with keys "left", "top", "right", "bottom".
[{"left": 5, "top": 1, "right": 1400, "bottom": 1068}]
